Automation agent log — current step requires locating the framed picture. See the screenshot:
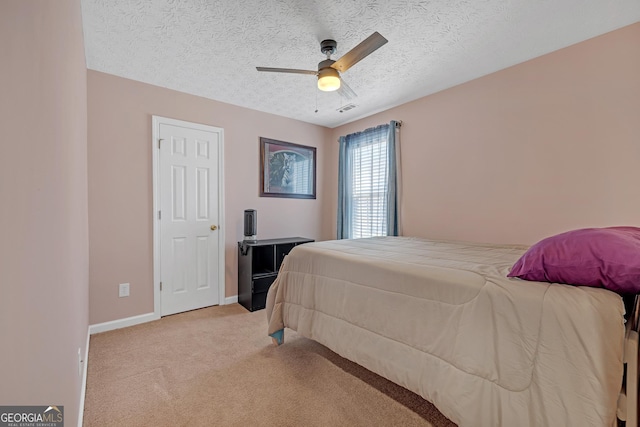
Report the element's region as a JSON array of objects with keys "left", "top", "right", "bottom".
[{"left": 260, "top": 137, "right": 316, "bottom": 199}]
